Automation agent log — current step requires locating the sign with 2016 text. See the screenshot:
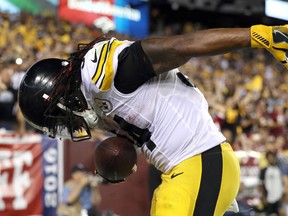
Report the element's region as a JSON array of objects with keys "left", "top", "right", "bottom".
[{"left": 0, "top": 133, "right": 59, "bottom": 216}]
